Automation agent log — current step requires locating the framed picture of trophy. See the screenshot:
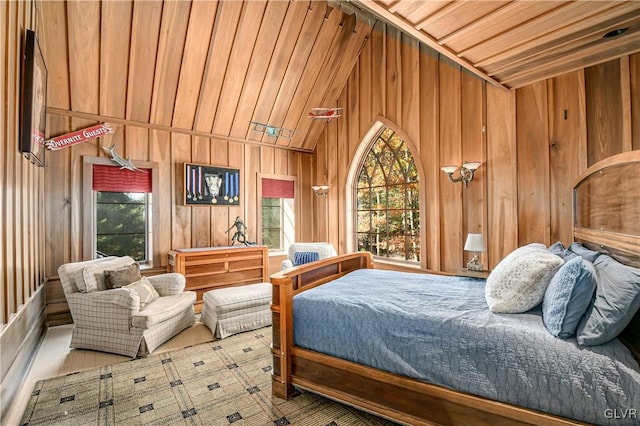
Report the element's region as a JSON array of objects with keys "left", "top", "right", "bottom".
[{"left": 182, "top": 163, "right": 240, "bottom": 206}]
